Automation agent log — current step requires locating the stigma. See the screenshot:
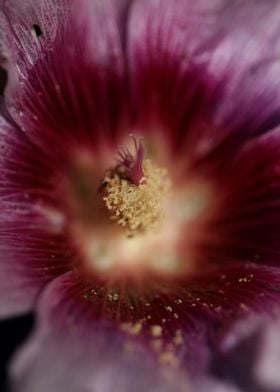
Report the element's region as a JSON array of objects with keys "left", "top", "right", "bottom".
[{"left": 102, "top": 138, "right": 171, "bottom": 236}]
